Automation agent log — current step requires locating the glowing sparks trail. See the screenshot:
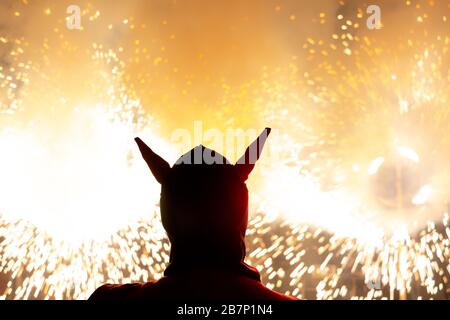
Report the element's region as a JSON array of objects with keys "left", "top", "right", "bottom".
[{"left": 0, "top": 1, "right": 449, "bottom": 300}]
